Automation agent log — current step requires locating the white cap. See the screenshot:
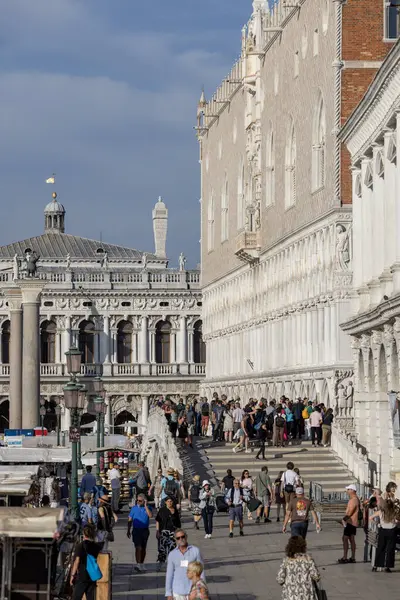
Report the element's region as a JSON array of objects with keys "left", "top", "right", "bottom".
[
  {"left": 202, "top": 480, "right": 210, "bottom": 487},
  {"left": 295, "top": 487, "right": 304, "bottom": 495},
  {"left": 346, "top": 484, "right": 357, "bottom": 492}
]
